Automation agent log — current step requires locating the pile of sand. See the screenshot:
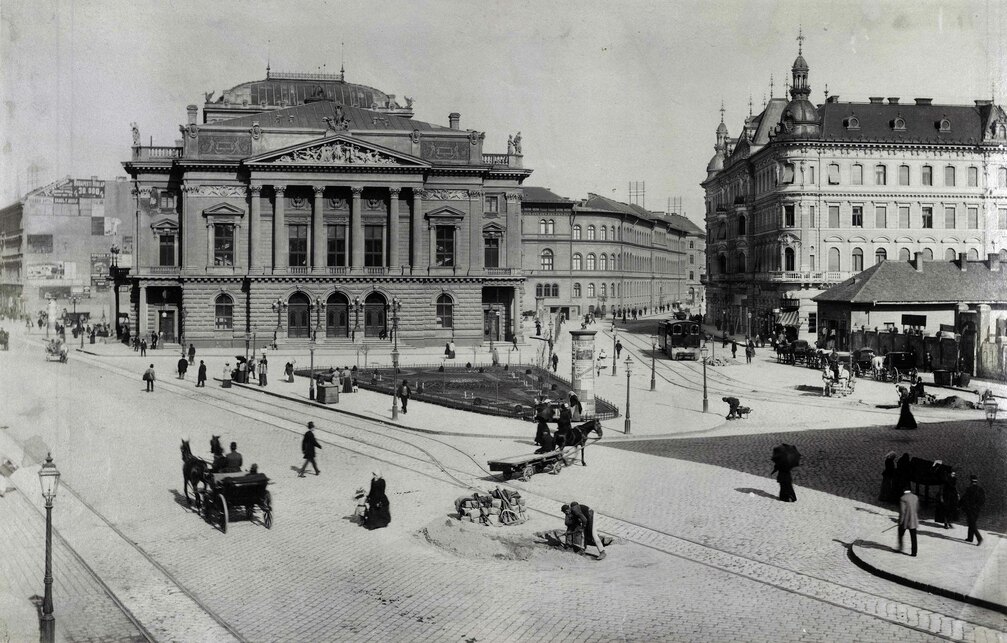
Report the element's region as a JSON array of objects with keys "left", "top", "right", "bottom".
[
  {"left": 418, "top": 518, "right": 541, "bottom": 561},
  {"left": 930, "top": 395, "right": 978, "bottom": 409}
]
